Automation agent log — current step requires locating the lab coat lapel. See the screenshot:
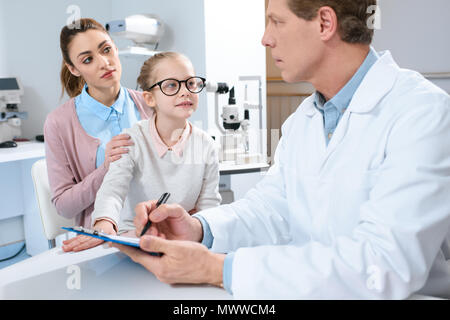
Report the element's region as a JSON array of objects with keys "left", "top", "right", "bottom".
[
  {"left": 311, "top": 112, "right": 328, "bottom": 172},
  {"left": 300, "top": 96, "right": 327, "bottom": 173},
  {"left": 323, "top": 110, "right": 351, "bottom": 160},
  {"left": 321, "top": 51, "right": 399, "bottom": 165}
]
